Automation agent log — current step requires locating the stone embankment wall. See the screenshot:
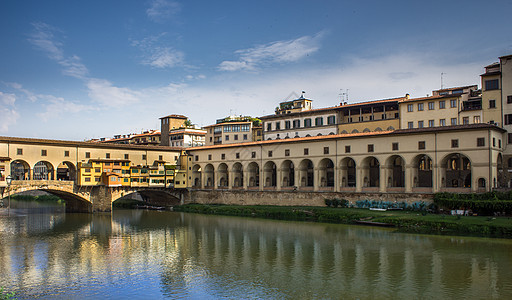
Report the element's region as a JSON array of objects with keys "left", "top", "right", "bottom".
[{"left": 188, "top": 190, "right": 433, "bottom": 206}]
